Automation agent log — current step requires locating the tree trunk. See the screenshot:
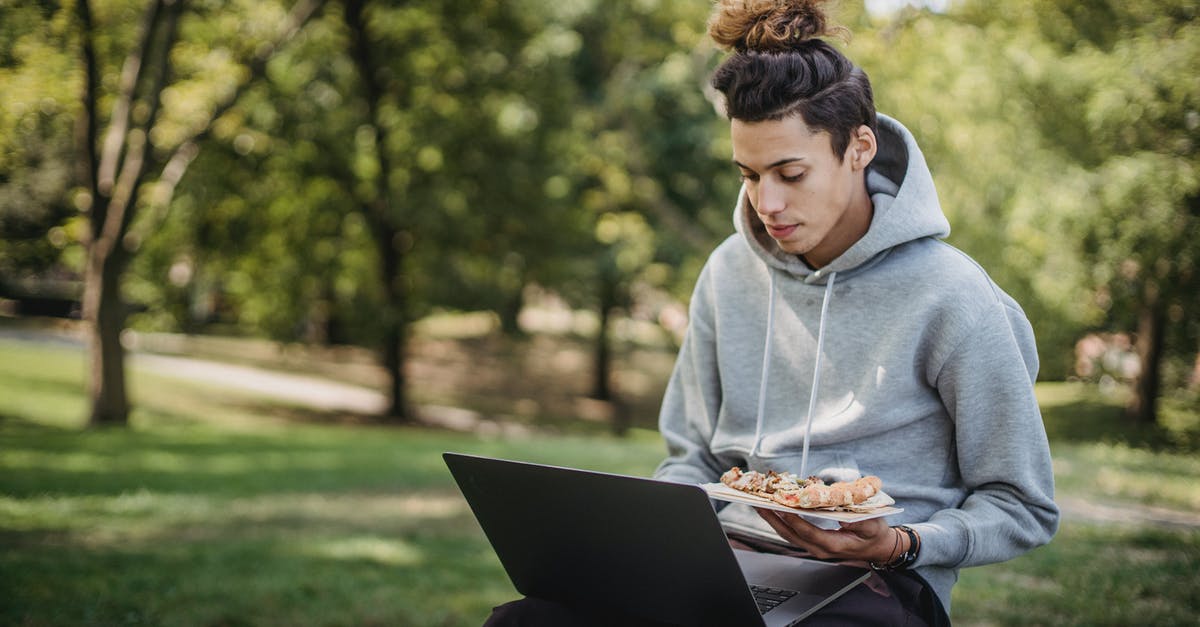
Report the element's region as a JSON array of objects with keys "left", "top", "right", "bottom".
[
  {"left": 76, "top": 0, "right": 127, "bottom": 426},
  {"left": 592, "top": 273, "right": 632, "bottom": 436},
  {"left": 344, "top": 0, "right": 409, "bottom": 421},
  {"left": 592, "top": 274, "right": 615, "bottom": 403},
  {"left": 1127, "top": 284, "right": 1165, "bottom": 424},
  {"left": 83, "top": 243, "right": 129, "bottom": 425},
  {"left": 78, "top": 0, "right": 180, "bottom": 427},
  {"left": 383, "top": 318, "right": 407, "bottom": 419},
  {"left": 378, "top": 230, "right": 408, "bottom": 420},
  {"left": 498, "top": 286, "right": 525, "bottom": 336}
]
